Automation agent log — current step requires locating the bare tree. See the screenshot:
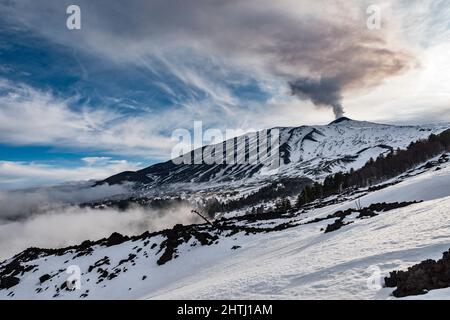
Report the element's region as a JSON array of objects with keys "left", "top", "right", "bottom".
[
  {"left": 355, "top": 198, "right": 363, "bottom": 211},
  {"left": 191, "top": 209, "right": 215, "bottom": 228}
]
